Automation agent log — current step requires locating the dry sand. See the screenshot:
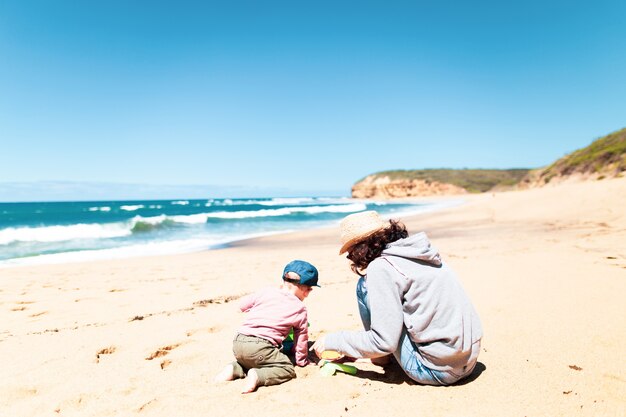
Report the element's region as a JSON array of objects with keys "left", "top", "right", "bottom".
[{"left": 1, "top": 177, "right": 625, "bottom": 417}]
